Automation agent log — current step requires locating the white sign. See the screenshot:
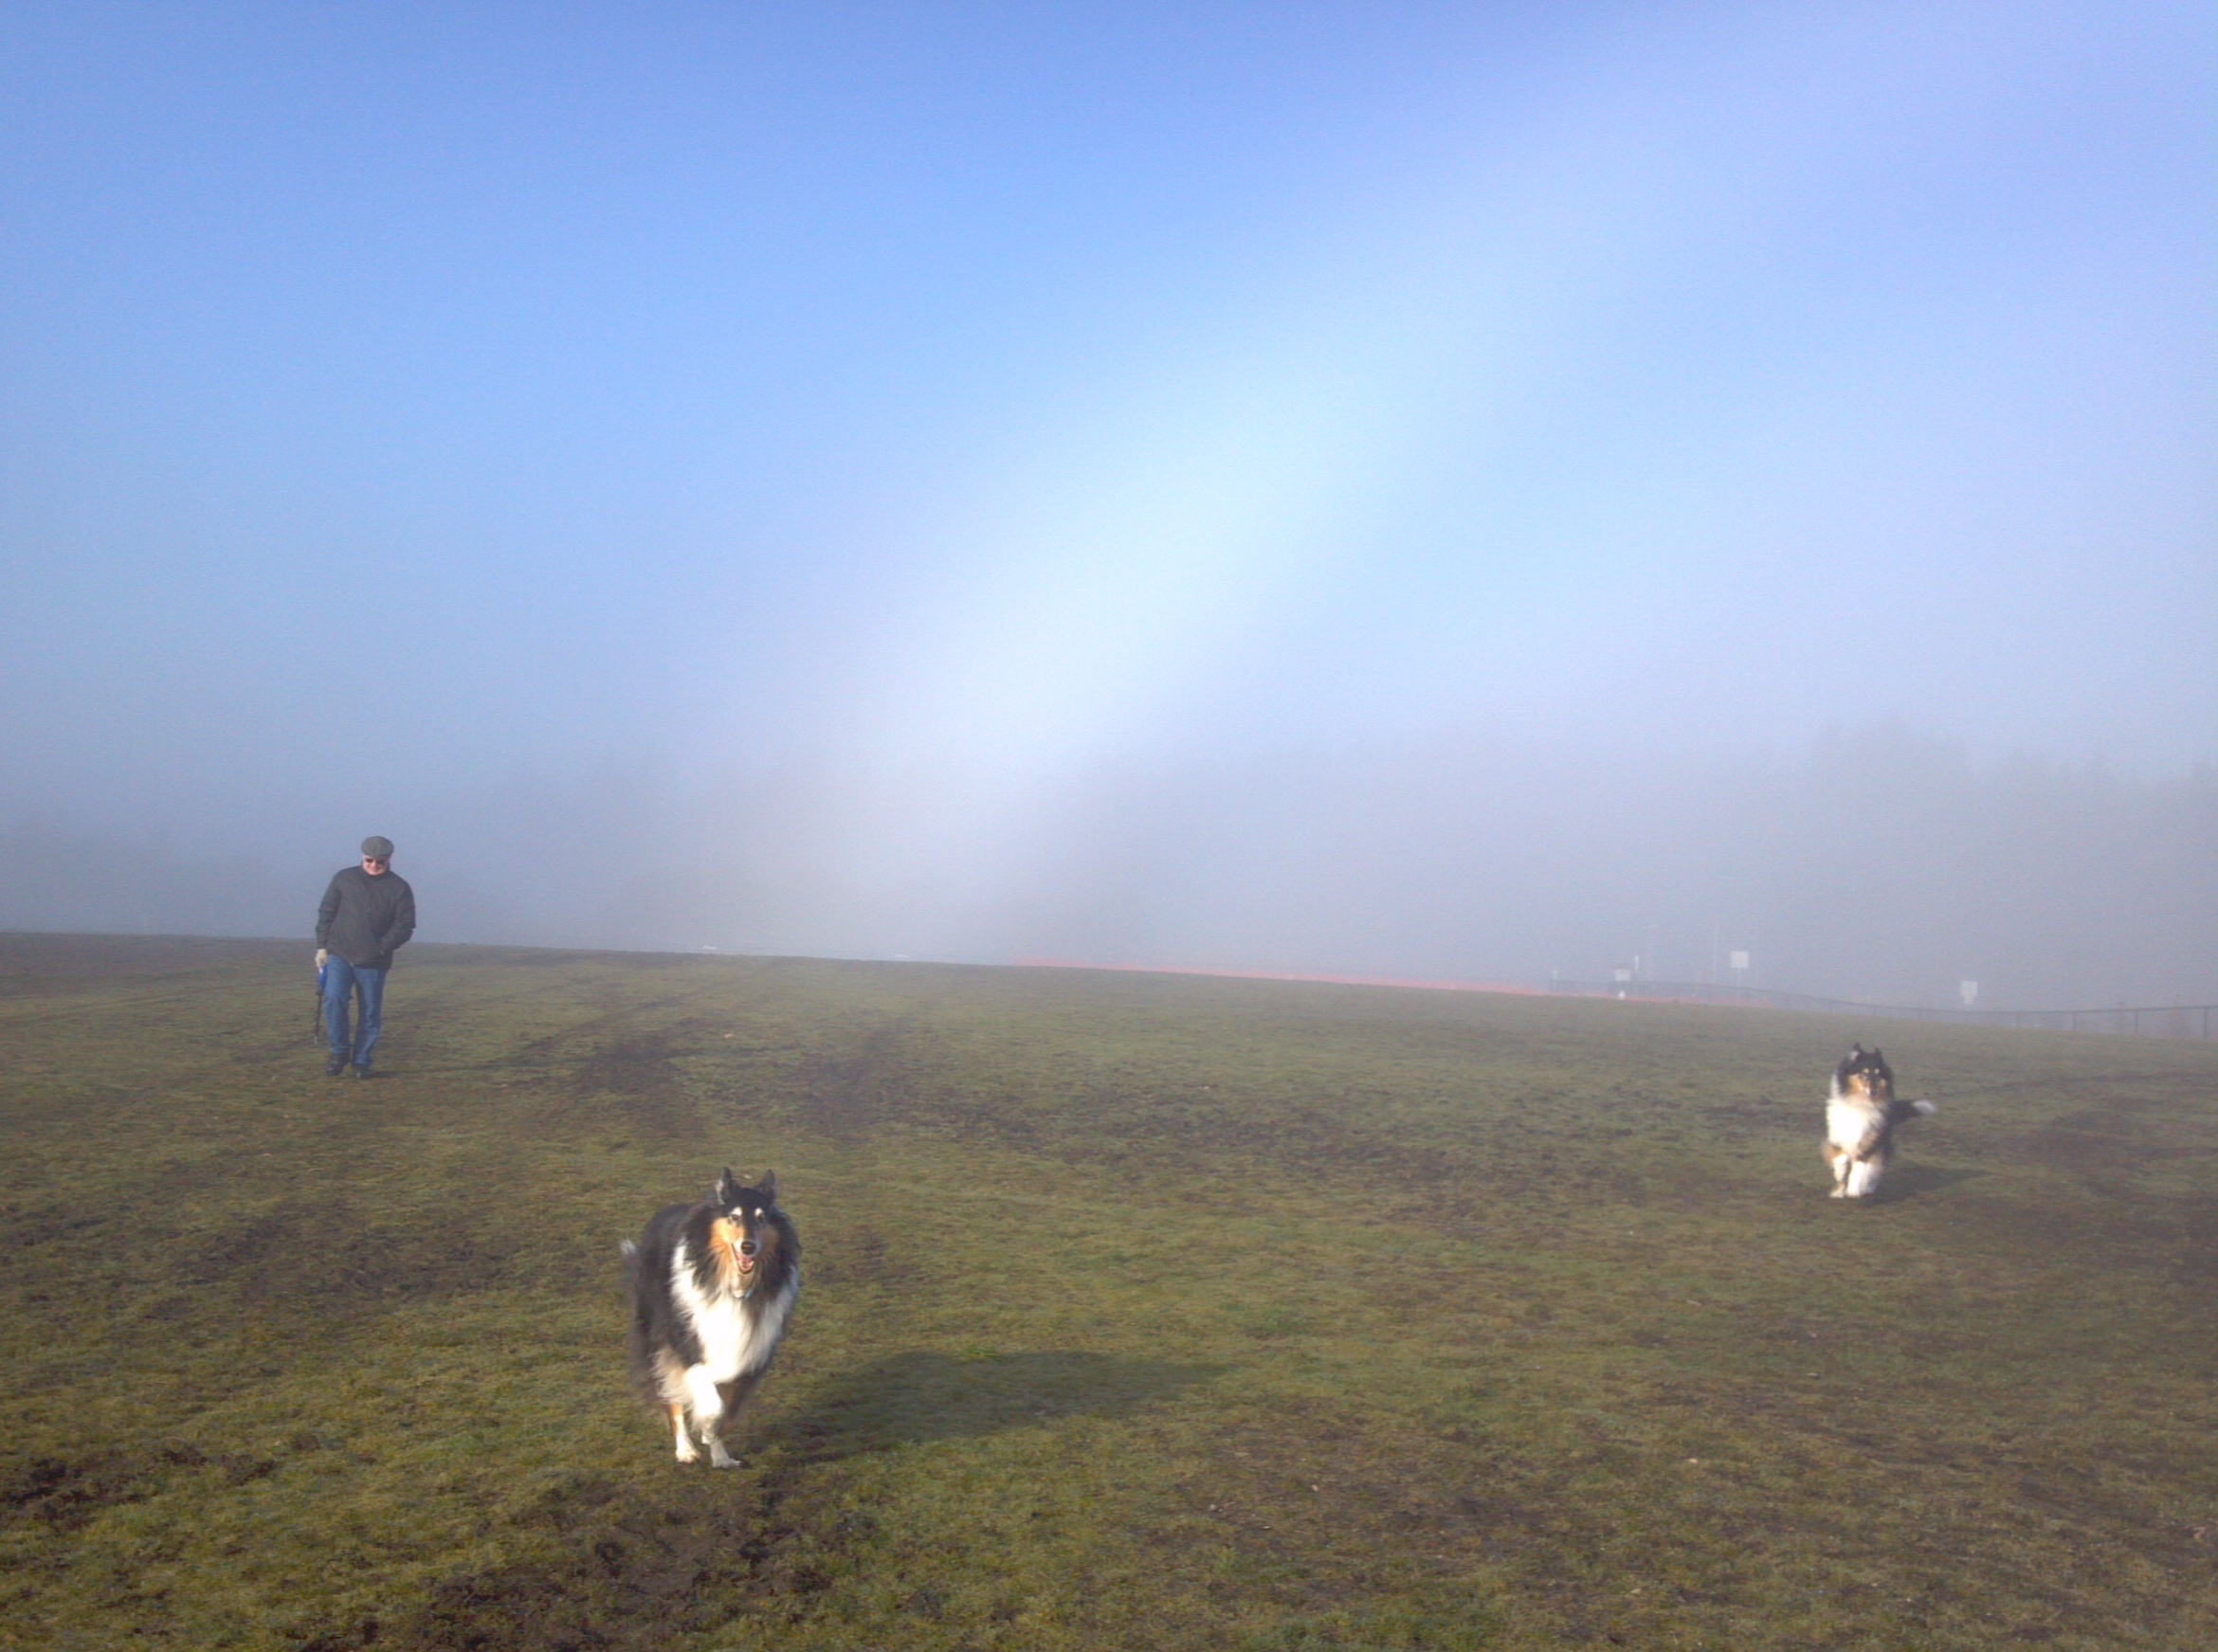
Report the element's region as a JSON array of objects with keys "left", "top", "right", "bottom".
[
  {"left": 1613, "top": 968, "right": 1632, "bottom": 983},
  {"left": 1729, "top": 951, "right": 1750, "bottom": 972},
  {"left": 1959, "top": 980, "right": 1979, "bottom": 1008}
]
